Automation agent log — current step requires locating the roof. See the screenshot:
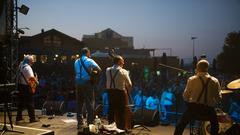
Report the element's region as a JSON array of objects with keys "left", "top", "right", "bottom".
[{"left": 31, "top": 29, "right": 81, "bottom": 42}]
